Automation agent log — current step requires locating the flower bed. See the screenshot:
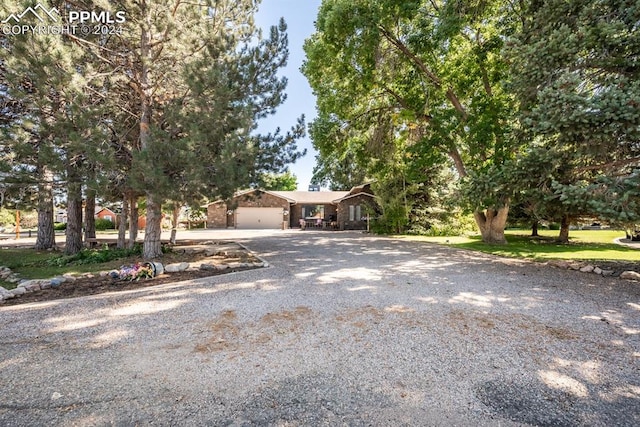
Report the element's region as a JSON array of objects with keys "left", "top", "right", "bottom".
[{"left": 110, "top": 262, "right": 156, "bottom": 281}]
